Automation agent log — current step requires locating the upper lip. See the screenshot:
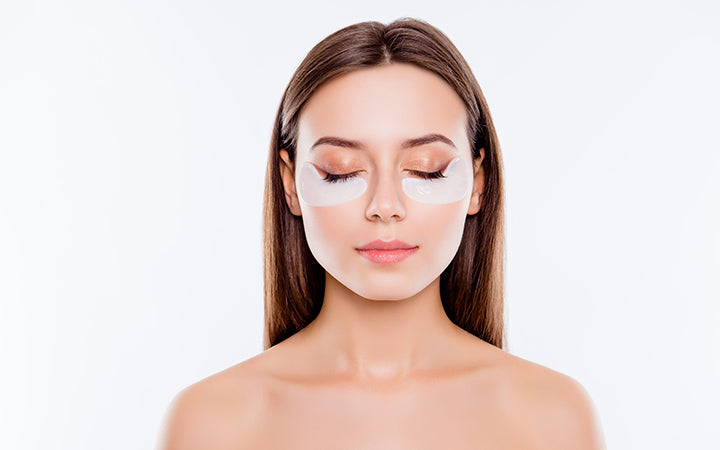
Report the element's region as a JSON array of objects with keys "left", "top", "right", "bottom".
[{"left": 356, "top": 239, "right": 417, "bottom": 250}]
